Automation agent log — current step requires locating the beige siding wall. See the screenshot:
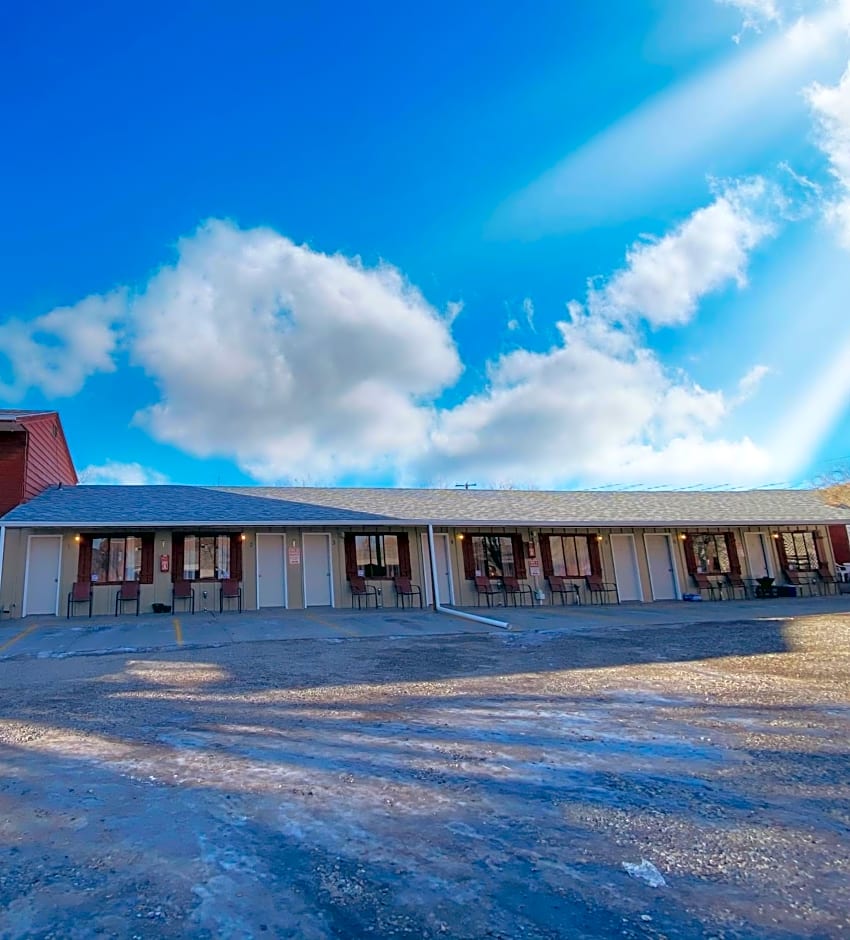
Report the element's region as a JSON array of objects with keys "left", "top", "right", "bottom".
[
  {"left": 0, "top": 521, "right": 842, "bottom": 619},
  {"left": 0, "top": 527, "right": 28, "bottom": 618}
]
